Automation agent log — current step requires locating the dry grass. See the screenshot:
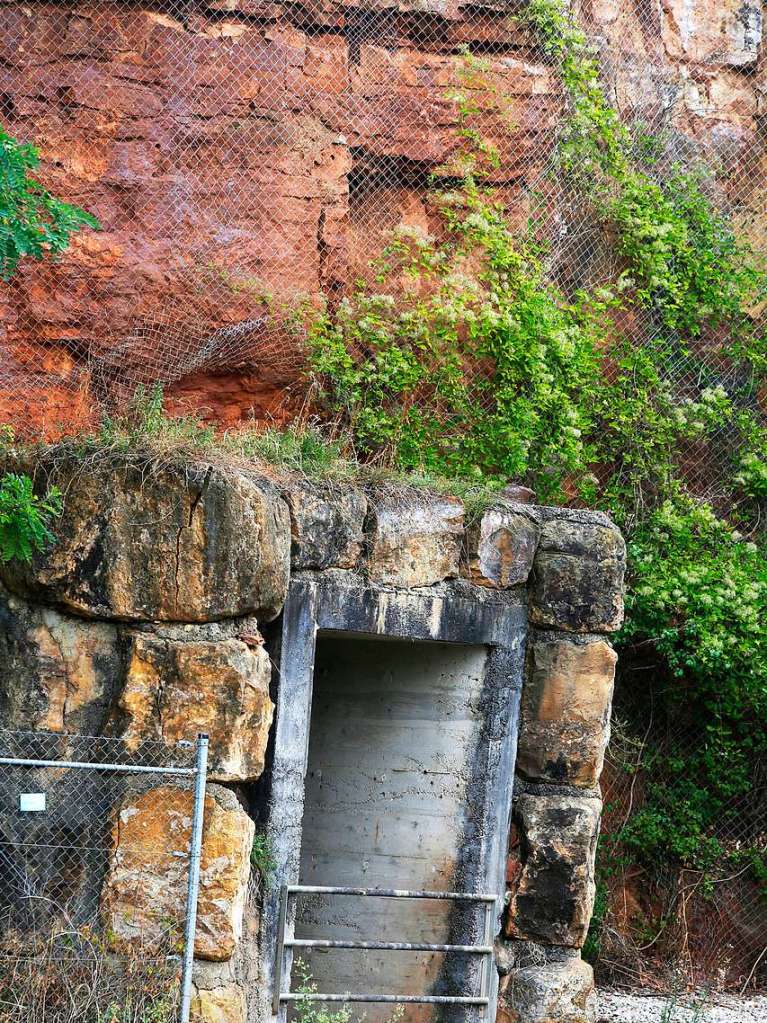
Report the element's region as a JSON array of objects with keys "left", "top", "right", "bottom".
[{"left": 0, "top": 926, "right": 181, "bottom": 1023}]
